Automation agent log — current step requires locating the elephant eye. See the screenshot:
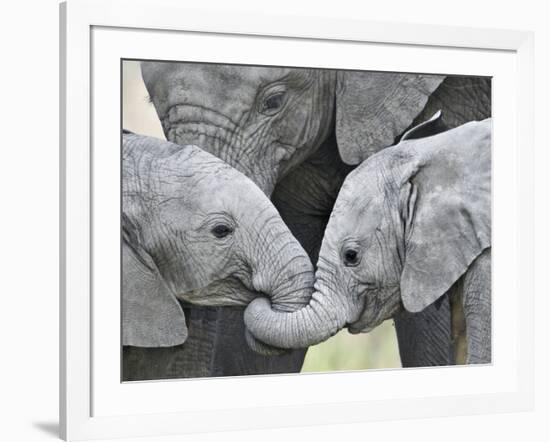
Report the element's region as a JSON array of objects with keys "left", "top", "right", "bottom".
[
  {"left": 260, "top": 91, "right": 286, "bottom": 115},
  {"left": 343, "top": 248, "right": 360, "bottom": 267},
  {"left": 211, "top": 223, "right": 234, "bottom": 239}
]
